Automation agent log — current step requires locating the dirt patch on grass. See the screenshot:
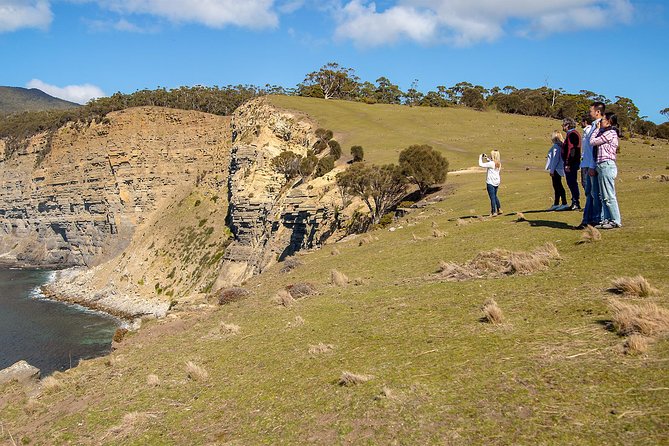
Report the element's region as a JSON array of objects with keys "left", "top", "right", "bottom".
[{"left": 431, "top": 243, "right": 560, "bottom": 282}]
